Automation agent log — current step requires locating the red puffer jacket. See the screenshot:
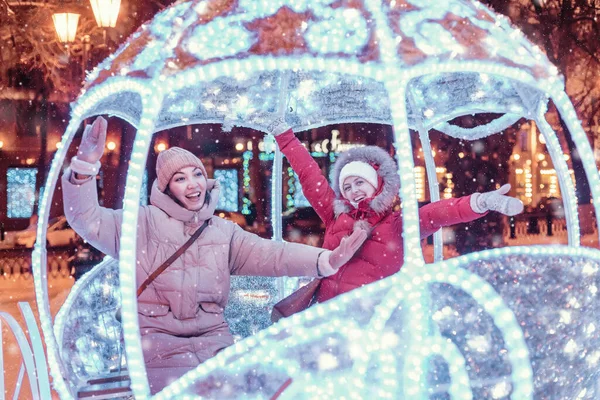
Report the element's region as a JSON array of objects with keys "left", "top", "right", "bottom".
[{"left": 276, "top": 129, "right": 484, "bottom": 303}]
